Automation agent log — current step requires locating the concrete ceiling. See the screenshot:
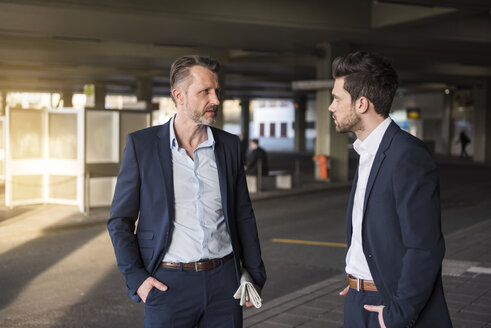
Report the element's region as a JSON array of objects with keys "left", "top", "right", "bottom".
[{"left": 0, "top": 0, "right": 489, "bottom": 98}]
